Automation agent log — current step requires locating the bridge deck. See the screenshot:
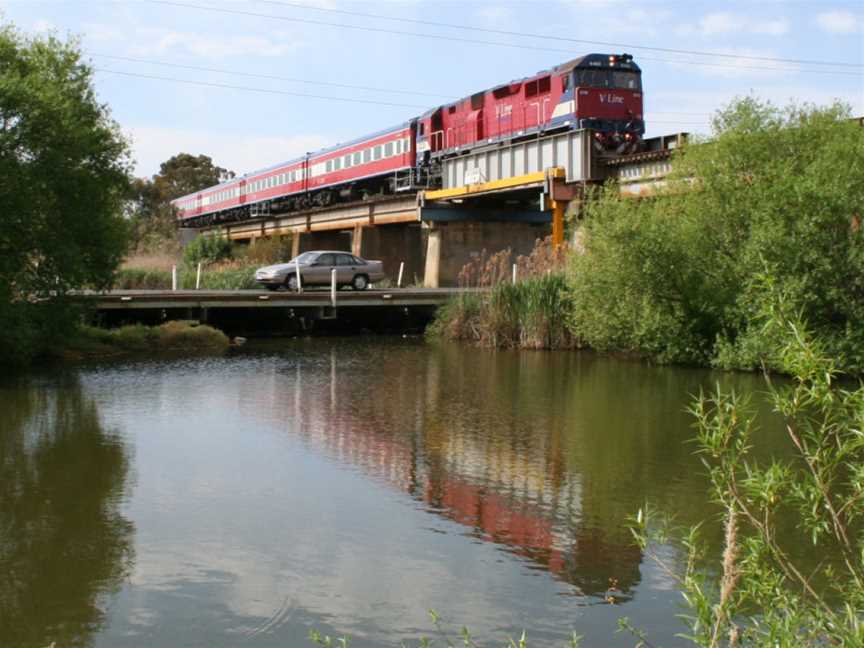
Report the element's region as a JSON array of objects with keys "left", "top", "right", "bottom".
[{"left": 79, "top": 288, "right": 467, "bottom": 311}]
